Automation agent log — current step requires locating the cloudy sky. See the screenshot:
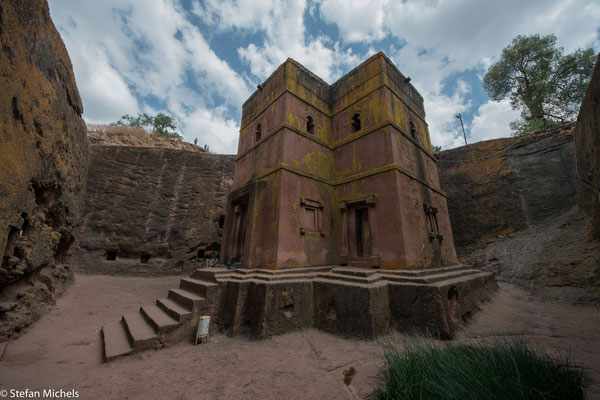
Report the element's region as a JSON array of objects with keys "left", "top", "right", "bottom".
[{"left": 48, "top": 0, "right": 600, "bottom": 154}]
